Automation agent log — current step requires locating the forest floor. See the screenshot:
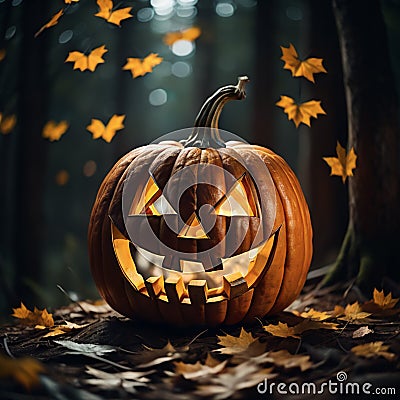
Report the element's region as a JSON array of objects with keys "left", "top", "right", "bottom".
[{"left": 0, "top": 278, "right": 399, "bottom": 400}]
